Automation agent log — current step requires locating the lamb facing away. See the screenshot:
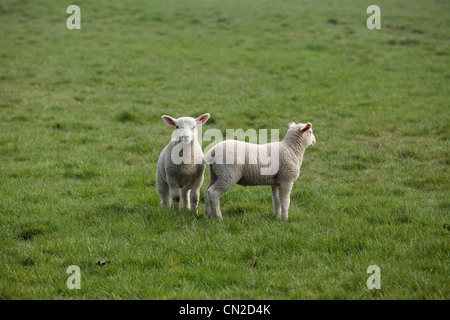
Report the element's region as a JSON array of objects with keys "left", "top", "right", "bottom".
[
  {"left": 156, "top": 114, "right": 210, "bottom": 213},
  {"left": 204, "top": 122, "right": 316, "bottom": 220}
]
